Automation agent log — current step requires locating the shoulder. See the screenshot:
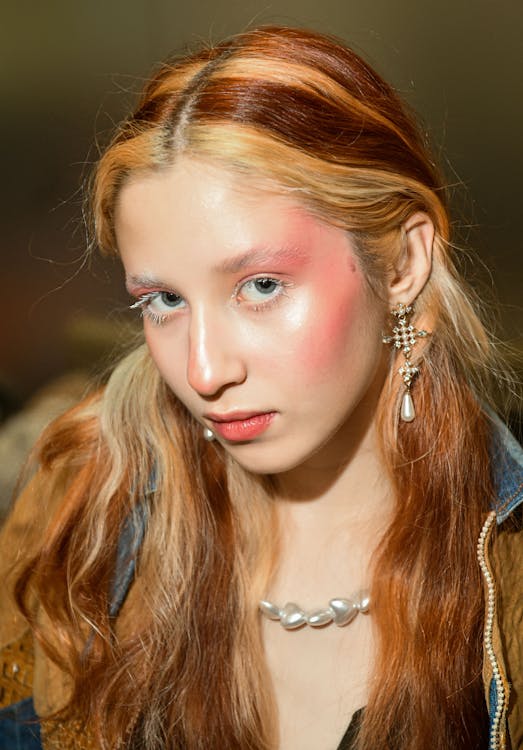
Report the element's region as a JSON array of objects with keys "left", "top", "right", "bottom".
[
  {"left": 489, "top": 412, "right": 523, "bottom": 614},
  {"left": 0, "top": 469, "right": 69, "bottom": 649},
  {"left": 488, "top": 410, "right": 523, "bottom": 524},
  {"left": 487, "top": 414, "right": 523, "bottom": 748},
  {"left": 0, "top": 449, "right": 108, "bottom": 739},
  {"left": 0, "top": 388, "right": 106, "bottom": 688},
  {"left": 0, "top": 470, "right": 71, "bottom": 742}
]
